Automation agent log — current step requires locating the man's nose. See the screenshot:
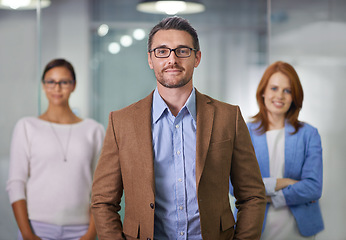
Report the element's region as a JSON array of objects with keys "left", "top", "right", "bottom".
[{"left": 167, "top": 50, "right": 179, "bottom": 63}]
